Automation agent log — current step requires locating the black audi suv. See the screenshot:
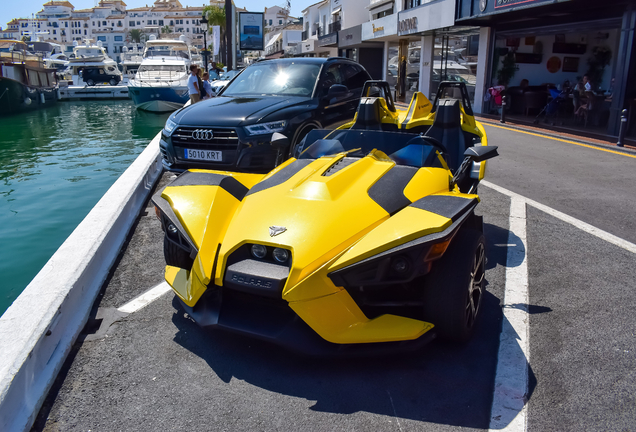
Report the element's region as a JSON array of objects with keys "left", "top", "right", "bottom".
[{"left": 159, "top": 57, "right": 372, "bottom": 172}]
